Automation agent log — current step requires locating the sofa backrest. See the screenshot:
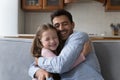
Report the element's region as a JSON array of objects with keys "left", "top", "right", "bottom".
[
  {"left": 1, "top": 38, "right": 120, "bottom": 80},
  {"left": 0, "top": 38, "right": 33, "bottom": 80},
  {"left": 93, "top": 41, "right": 120, "bottom": 80}
]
